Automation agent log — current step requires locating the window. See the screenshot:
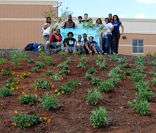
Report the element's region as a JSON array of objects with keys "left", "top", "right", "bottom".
[{"left": 132, "top": 39, "right": 144, "bottom": 54}]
